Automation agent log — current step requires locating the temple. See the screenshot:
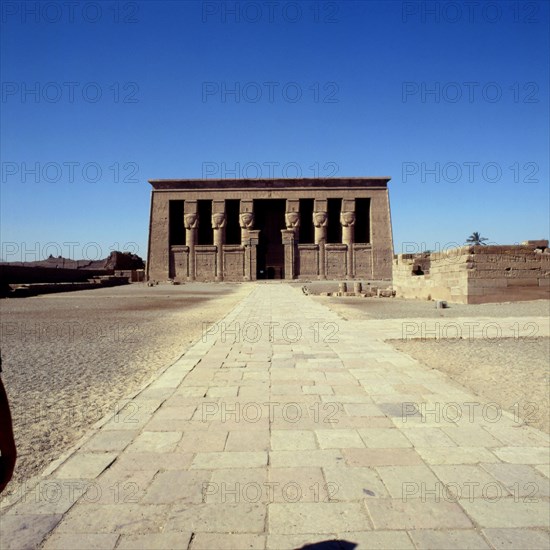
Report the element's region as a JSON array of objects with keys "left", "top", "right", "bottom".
[{"left": 146, "top": 178, "right": 393, "bottom": 282}]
